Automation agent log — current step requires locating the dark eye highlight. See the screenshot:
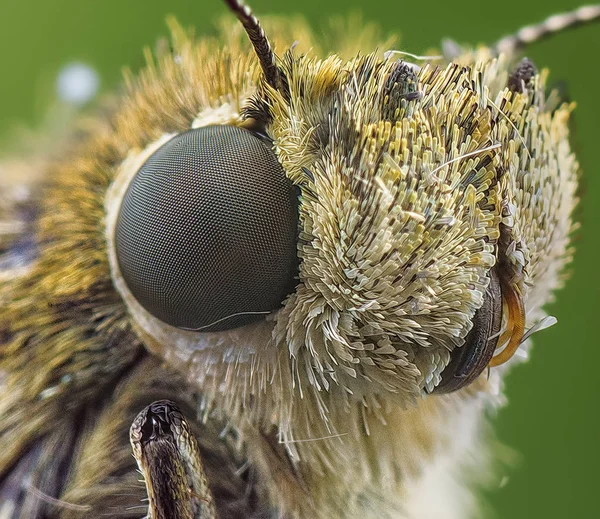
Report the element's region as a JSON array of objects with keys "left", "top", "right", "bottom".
[{"left": 115, "top": 125, "right": 299, "bottom": 332}]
